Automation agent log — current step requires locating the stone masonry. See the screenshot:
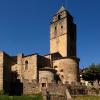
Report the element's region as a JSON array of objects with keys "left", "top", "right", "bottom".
[{"left": 0, "top": 6, "right": 80, "bottom": 96}]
